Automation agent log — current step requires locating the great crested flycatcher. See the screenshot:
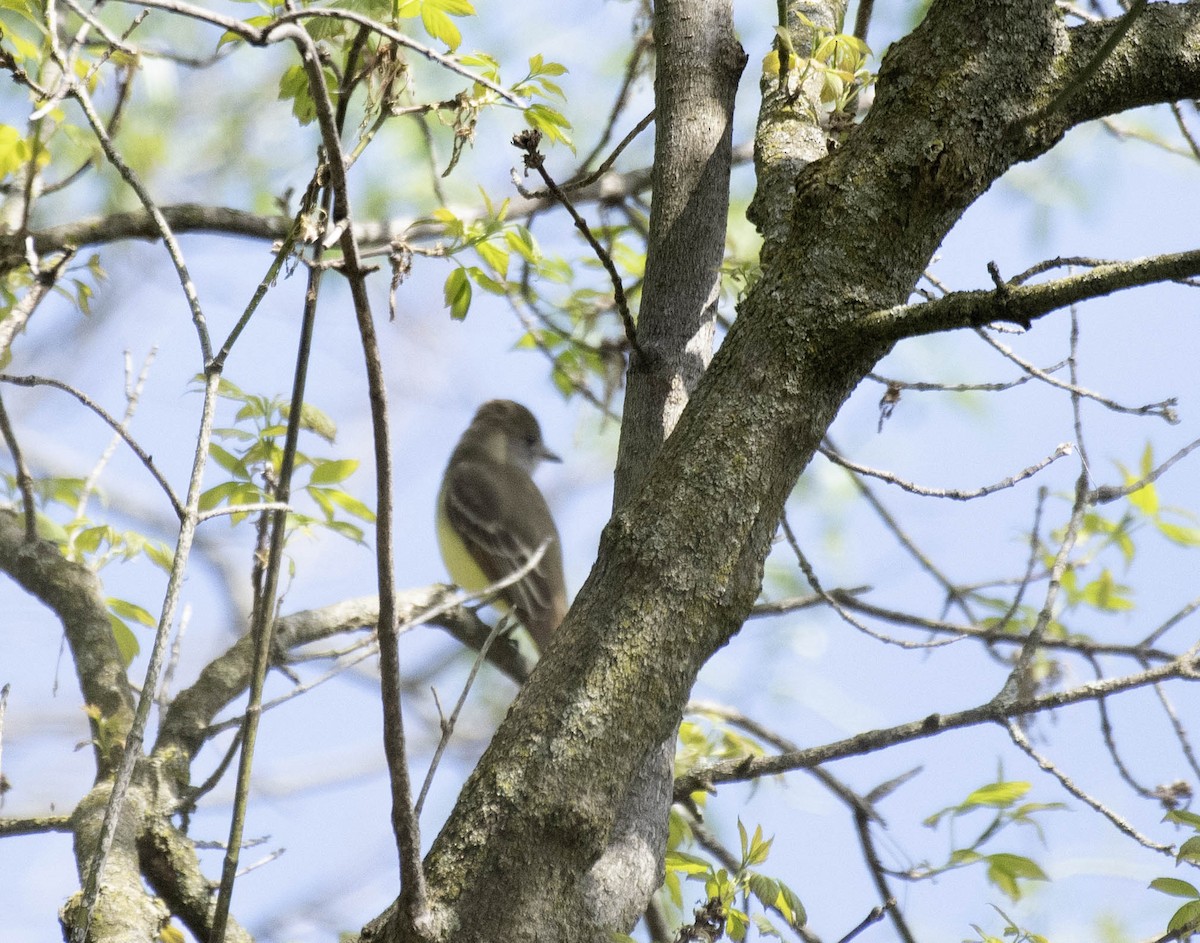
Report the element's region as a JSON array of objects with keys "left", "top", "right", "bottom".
[{"left": 436, "top": 400, "right": 568, "bottom": 651}]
